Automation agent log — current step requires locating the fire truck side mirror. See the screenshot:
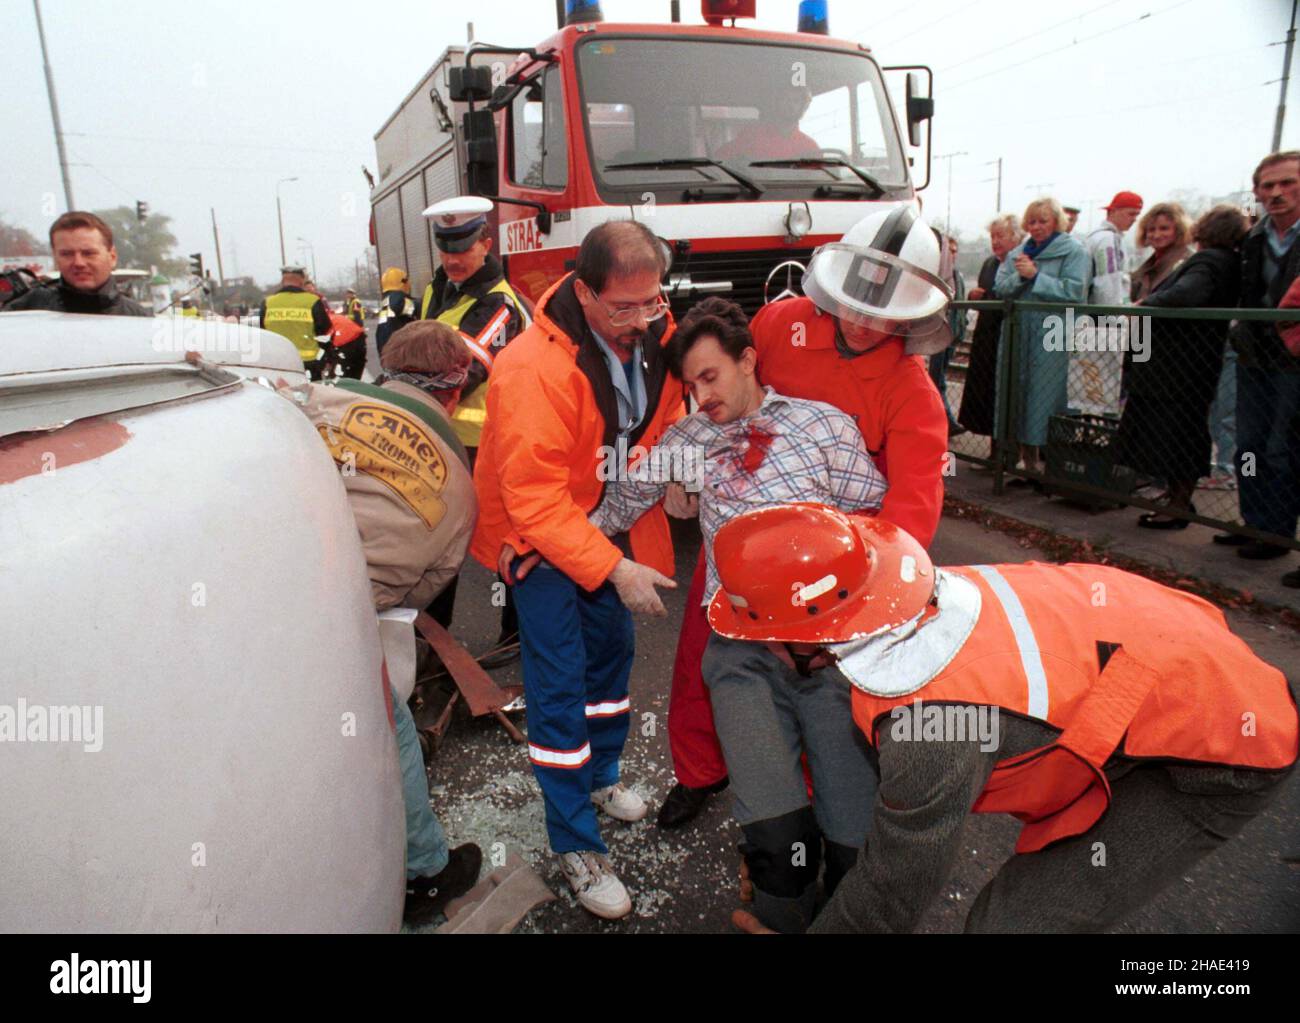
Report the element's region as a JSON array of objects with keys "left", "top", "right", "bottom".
[
  {"left": 450, "top": 66, "right": 494, "bottom": 103},
  {"left": 463, "top": 110, "right": 500, "bottom": 197},
  {"left": 904, "top": 73, "right": 934, "bottom": 148}
]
